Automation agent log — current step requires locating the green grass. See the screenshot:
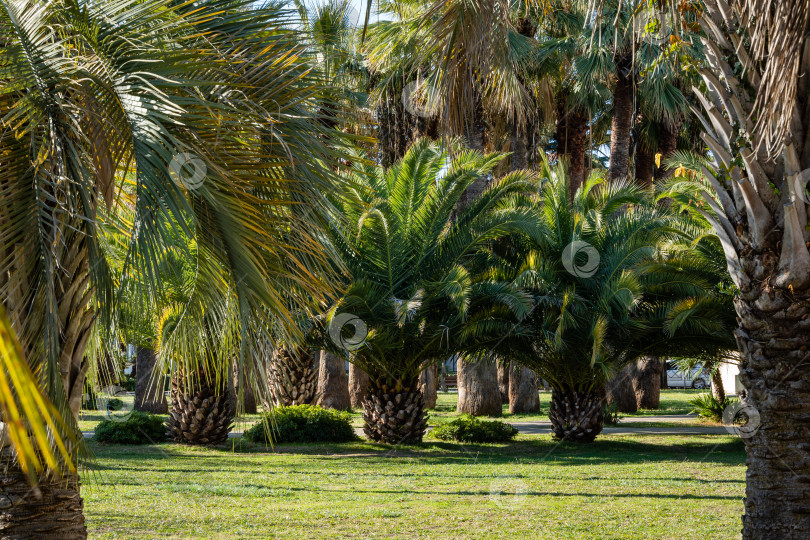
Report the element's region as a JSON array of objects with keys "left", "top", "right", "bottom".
[{"left": 83, "top": 433, "right": 745, "bottom": 539}]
